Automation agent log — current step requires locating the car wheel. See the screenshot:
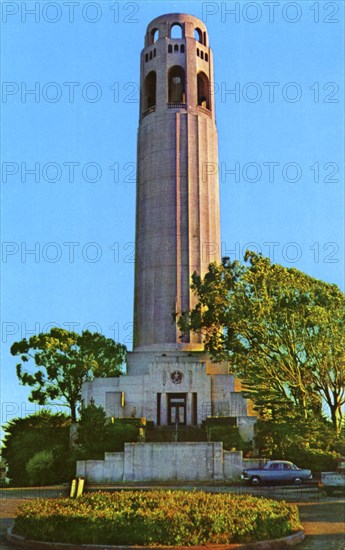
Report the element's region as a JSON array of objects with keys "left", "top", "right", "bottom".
[
  {"left": 250, "top": 476, "right": 261, "bottom": 486},
  {"left": 293, "top": 477, "right": 302, "bottom": 485}
]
